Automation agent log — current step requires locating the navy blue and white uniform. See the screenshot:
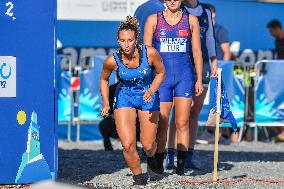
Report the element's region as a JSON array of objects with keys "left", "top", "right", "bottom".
[{"left": 113, "top": 44, "right": 160, "bottom": 111}]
